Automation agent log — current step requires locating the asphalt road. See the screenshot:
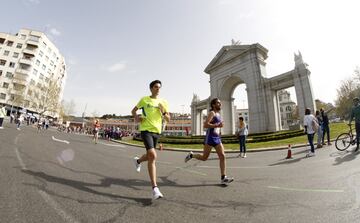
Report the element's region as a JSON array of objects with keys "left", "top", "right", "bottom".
[{"left": 1, "top": 122, "right": 360, "bottom": 223}]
